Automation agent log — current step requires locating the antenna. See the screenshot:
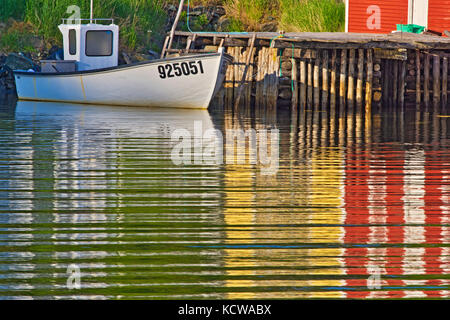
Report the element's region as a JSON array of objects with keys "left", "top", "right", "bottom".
[{"left": 90, "top": 0, "right": 94, "bottom": 23}]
